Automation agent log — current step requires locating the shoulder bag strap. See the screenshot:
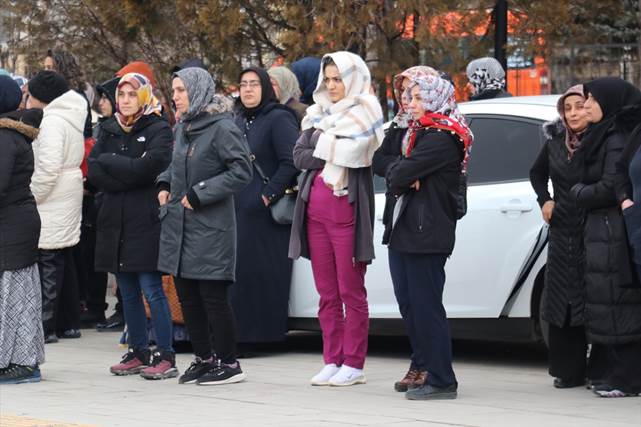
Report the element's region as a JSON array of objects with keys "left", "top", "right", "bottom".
[{"left": 250, "top": 154, "right": 270, "bottom": 184}]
